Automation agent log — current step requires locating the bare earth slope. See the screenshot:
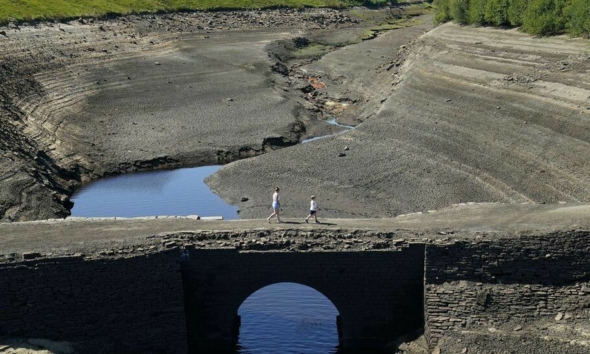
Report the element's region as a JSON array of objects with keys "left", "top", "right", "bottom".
[
  {"left": 0, "top": 10, "right": 356, "bottom": 221},
  {"left": 208, "top": 22, "right": 590, "bottom": 219}
]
